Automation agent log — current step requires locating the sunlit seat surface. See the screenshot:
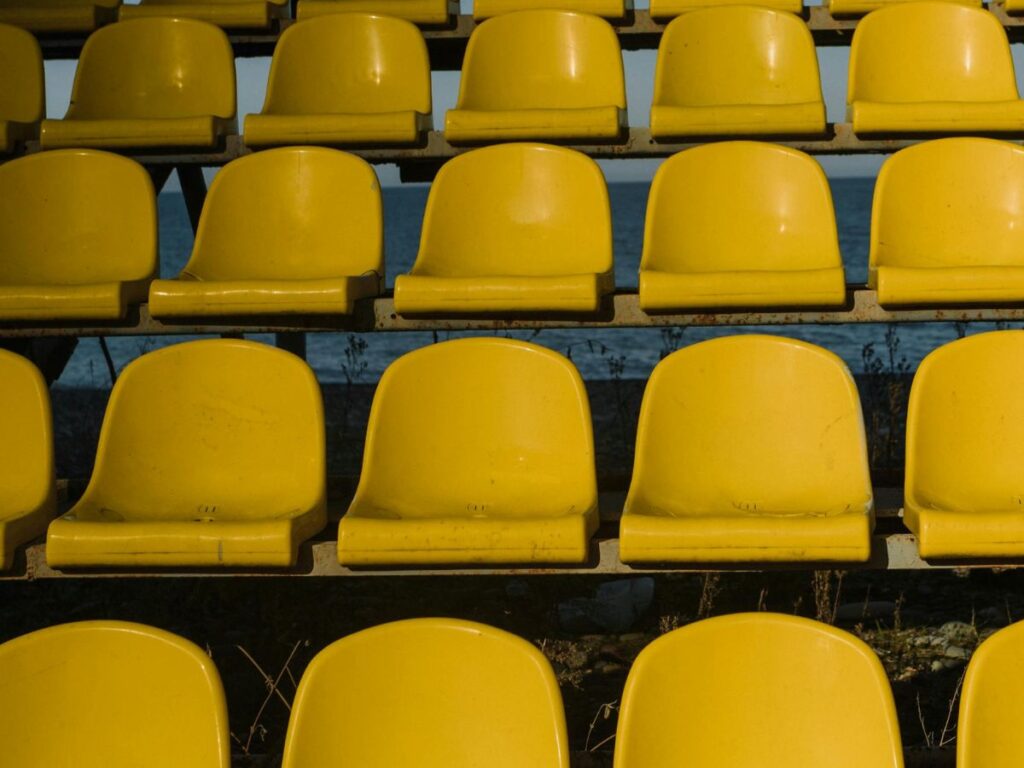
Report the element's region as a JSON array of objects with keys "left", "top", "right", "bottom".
[
  {"left": 958, "top": 619, "right": 1024, "bottom": 768},
  {"left": 870, "top": 138, "right": 1024, "bottom": 306},
  {"left": 474, "top": 0, "right": 630, "bottom": 21},
  {"left": 651, "top": 7, "right": 826, "bottom": 139},
  {"left": 904, "top": 331, "right": 1024, "bottom": 559},
  {"left": 0, "top": 621, "right": 229, "bottom": 767},
  {"left": 244, "top": 14, "right": 431, "bottom": 147},
  {"left": 282, "top": 619, "right": 570, "bottom": 768},
  {"left": 297, "top": 0, "right": 454, "bottom": 25},
  {"left": 445, "top": 10, "right": 626, "bottom": 143},
  {"left": 40, "top": 17, "right": 237, "bottom": 150},
  {"left": 0, "top": 0, "right": 119, "bottom": 32},
  {"left": 395, "top": 143, "right": 613, "bottom": 314},
  {"left": 149, "top": 148, "right": 383, "bottom": 317},
  {"left": 0, "top": 24, "right": 43, "bottom": 153},
  {"left": 0, "top": 350, "right": 54, "bottom": 570},
  {"left": 640, "top": 142, "right": 845, "bottom": 310},
  {"left": 0, "top": 150, "right": 156, "bottom": 321},
  {"left": 620, "top": 335, "right": 873, "bottom": 563},
  {"left": 830, "top": 0, "right": 978, "bottom": 18},
  {"left": 650, "top": 0, "right": 801, "bottom": 18},
  {"left": 46, "top": 340, "right": 327, "bottom": 567},
  {"left": 119, "top": 0, "right": 290, "bottom": 28},
  {"left": 848, "top": 2, "right": 1024, "bottom": 134},
  {"left": 614, "top": 614, "right": 903, "bottom": 768},
  {"left": 338, "top": 338, "right": 599, "bottom": 565}
]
